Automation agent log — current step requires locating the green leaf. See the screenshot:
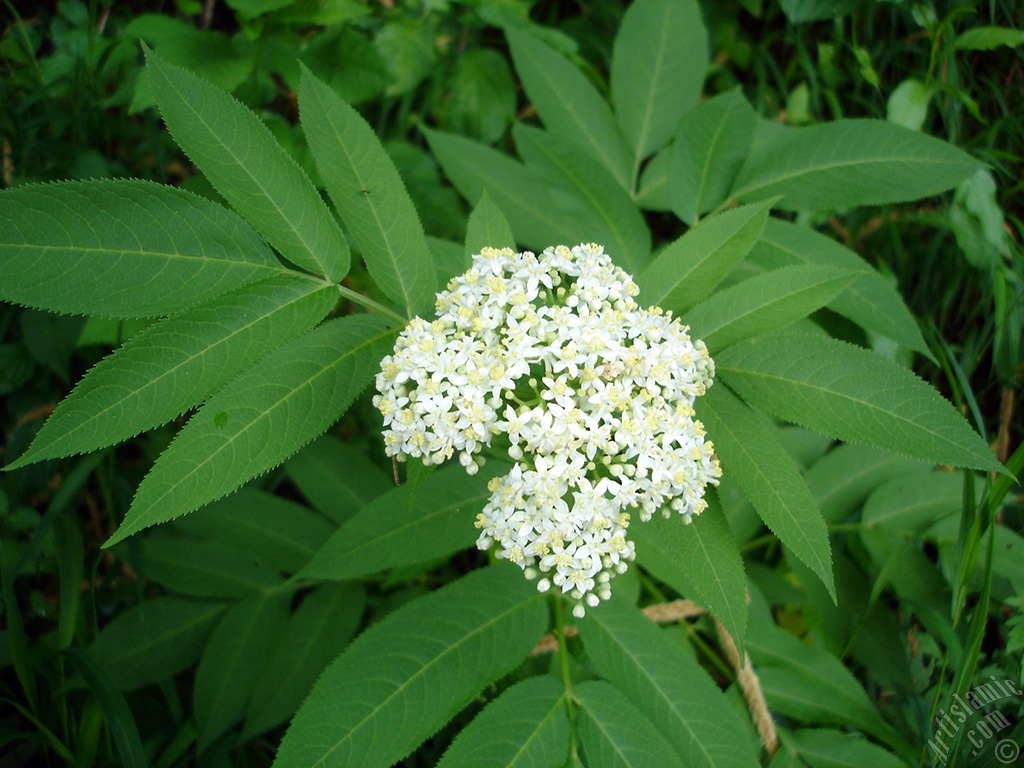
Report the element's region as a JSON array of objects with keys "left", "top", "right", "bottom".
[
  {"left": 631, "top": 495, "right": 747, "bottom": 649},
  {"left": 683, "top": 265, "right": 858, "bottom": 352},
  {"left": 63, "top": 648, "right": 147, "bottom": 768},
  {"left": 273, "top": 565, "right": 548, "bottom": 768},
  {"left": 436, "top": 676, "right": 569, "bottom": 768},
  {"left": 176, "top": 488, "right": 335, "bottom": 574},
  {"left": 637, "top": 199, "right": 773, "bottom": 313},
  {"left": 146, "top": 49, "right": 349, "bottom": 281},
  {"left": 697, "top": 385, "right": 835, "bottom": 599},
  {"left": 955, "top": 26, "right": 1024, "bottom": 51},
  {"left": 506, "top": 28, "right": 633, "bottom": 190},
  {"left": 805, "top": 444, "right": 930, "bottom": 524},
  {"left": 106, "top": 315, "right": 397, "bottom": 545},
  {"left": 575, "top": 680, "right": 684, "bottom": 768},
  {"left": 716, "top": 332, "right": 1005, "bottom": 474},
  {"left": 285, "top": 434, "right": 392, "bottom": 525},
  {"left": 243, "top": 584, "right": 366, "bottom": 739},
  {"left": 611, "top": 0, "right": 707, "bottom": 165},
  {"left": 423, "top": 127, "right": 567, "bottom": 252},
  {"left": 748, "top": 219, "right": 931, "bottom": 357},
  {"left": 441, "top": 48, "right": 517, "bottom": 144},
  {"left": 53, "top": 516, "right": 83, "bottom": 650},
  {"left": 137, "top": 537, "right": 284, "bottom": 598},
  {"left": 861, "top": 471, "right": 964, "bottom": 533},
  {"left": 780, "top": 0, "right": 863, "bottom": 23},
  {"left": 10, "top": 277, "right": 336, "bottom": 469},
  {"left": 513, "top": 124, "right": 652, "bottom": 273},
  {"left": 581, "top": 600, "right": 760, "bottom": 768},
  {"left": 669, "top": 88, "right": 756, "bottom": 224},
  {"left": 0, "top": 180, "right": 284, "bottom": 318},
  {"left": 732, "top": 119, "right": 982, "bottom": 210},
  {"left": 89, "top": 597, "right": 226, "bottom": 690},
  {"left": 465, "top": 189, "right": 516, "bottom": 261},
  {"left": 300, "top": 66, "right": 436, "bottom": 317},
  {"left": 194, "top": 590, "right": 292, "bottom": 748},
  {"left": 785, "top": 728, "right": 907, "bottom": 768},
  {"left": 747, "top": 619, "right": 904, "bottom": 749},
  {"left": 300, "top": 464, "right": 505, "bottom": 580},
  {"left": 635, "top": 146, "right": 673, "bottom": 211}
]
